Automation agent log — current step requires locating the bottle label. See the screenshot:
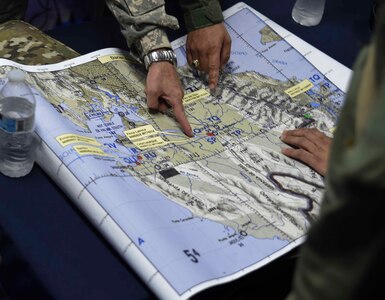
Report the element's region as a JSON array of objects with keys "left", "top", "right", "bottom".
[{"left": 0, "top": 114, "right": 25, "bottom": 132}]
